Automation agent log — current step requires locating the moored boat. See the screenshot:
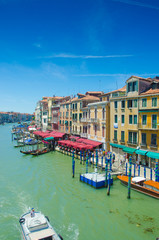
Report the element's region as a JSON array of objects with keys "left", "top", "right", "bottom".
[
  {"left": 19, "top": 209, "right": 63, "bottom": 240},
  {"left": 117, "top": 175, "right": 159, "bottom": 199},
  {"left": 20, "top": 149, "right": 37, "bottom": 154},
  {"left": 30, "top": 148, "right": 50, "bottom": 156}
]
